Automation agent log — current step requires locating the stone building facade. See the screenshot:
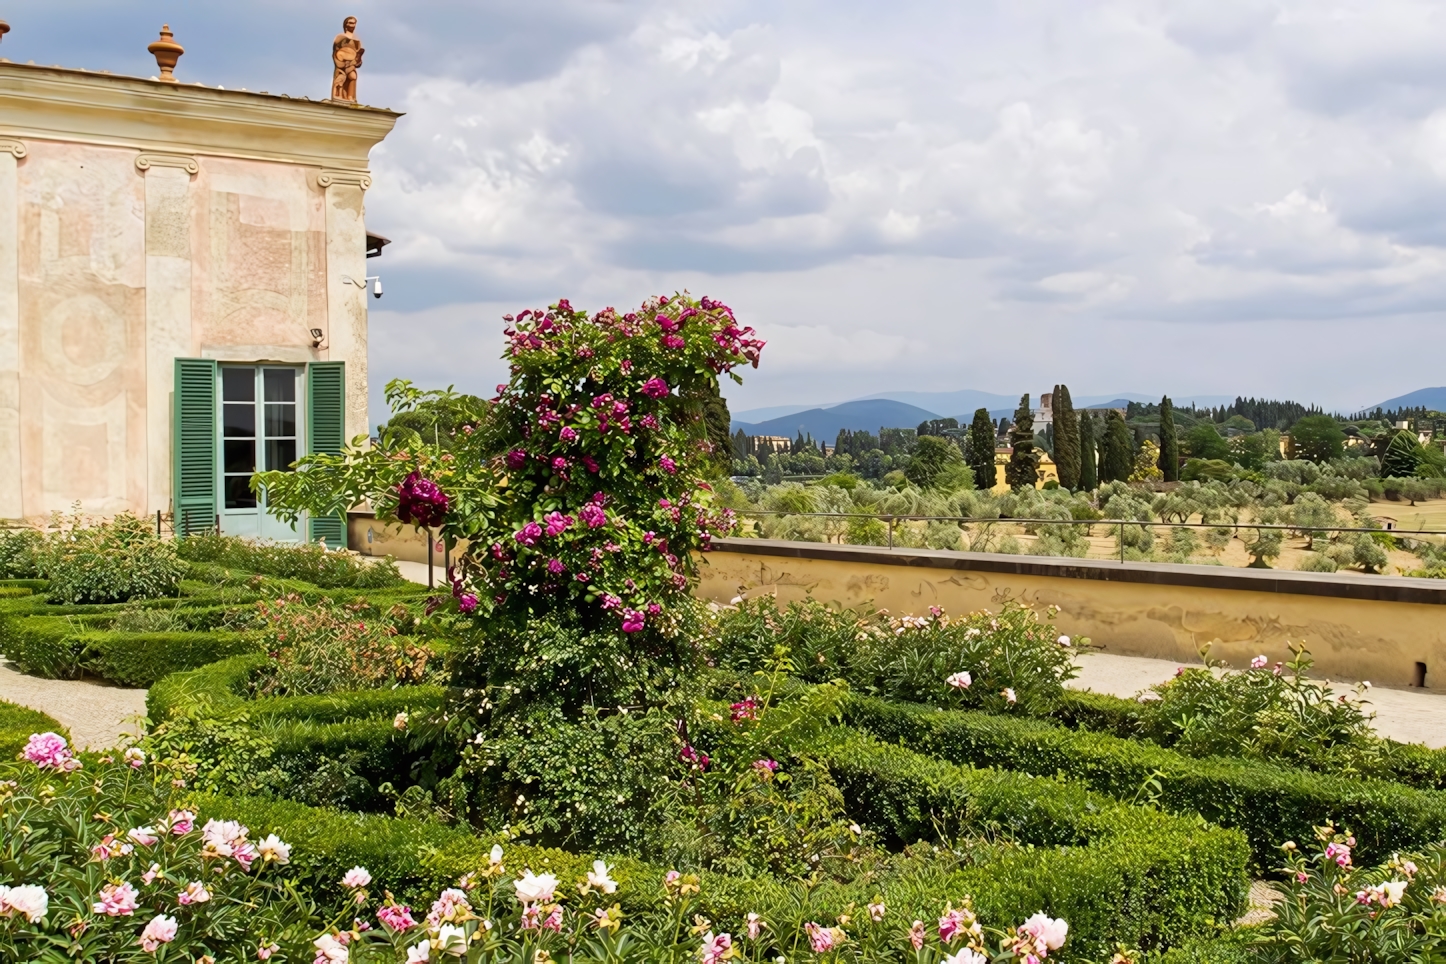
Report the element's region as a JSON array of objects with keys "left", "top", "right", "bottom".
[{"left": 0, "top": 61, "right": 397, "bottom": 542}]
